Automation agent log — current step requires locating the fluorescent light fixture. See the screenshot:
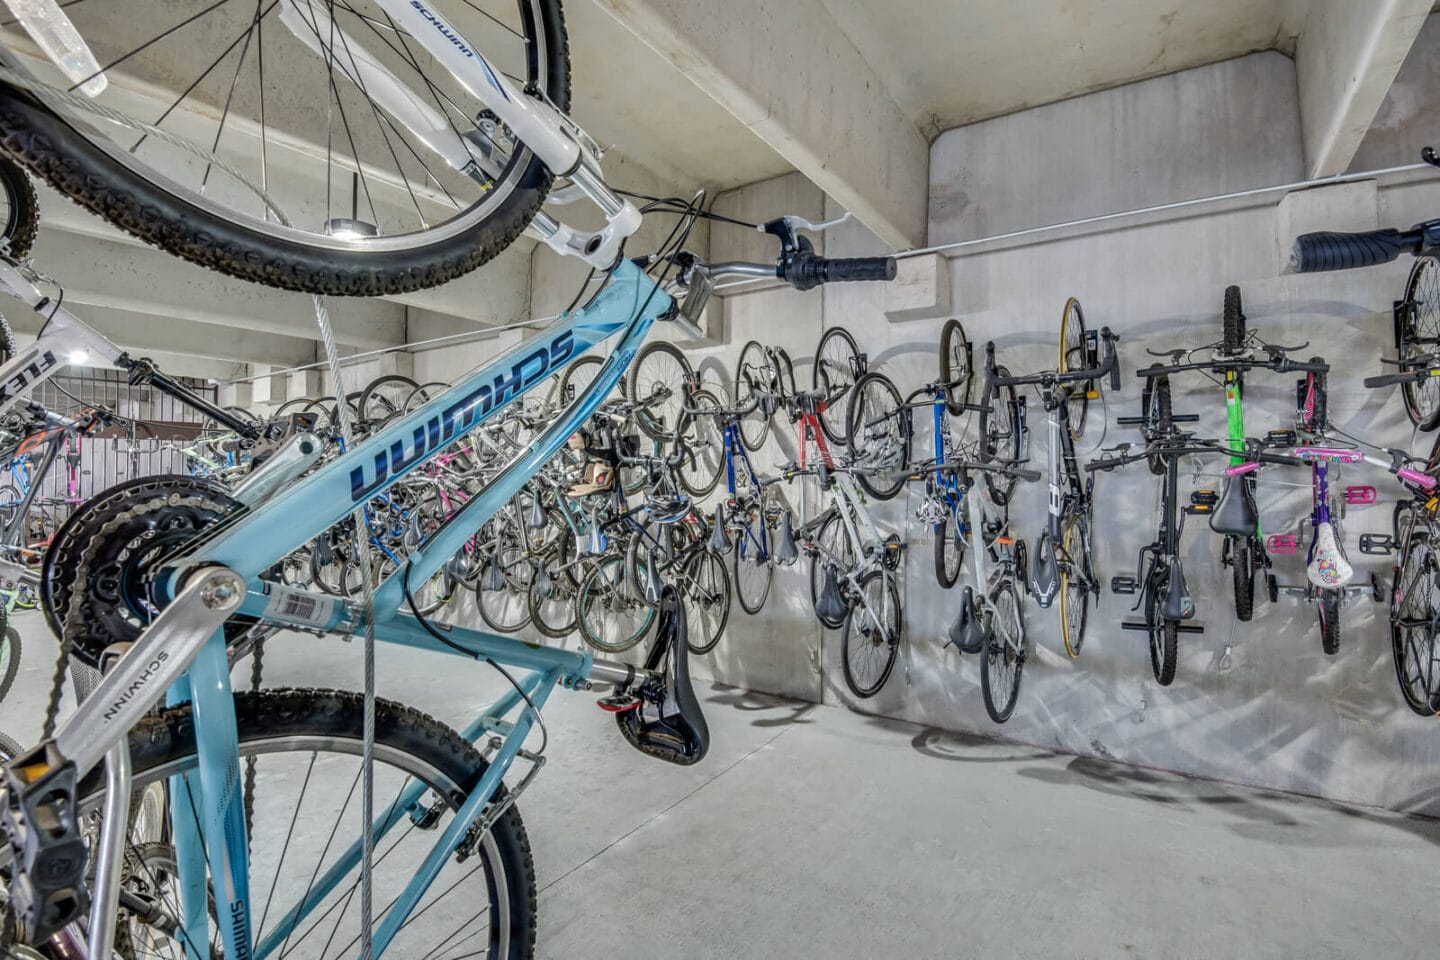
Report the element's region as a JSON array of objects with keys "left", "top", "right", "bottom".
[{"left": 67, "top": 348, "right": 89, "bottom": 365}]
